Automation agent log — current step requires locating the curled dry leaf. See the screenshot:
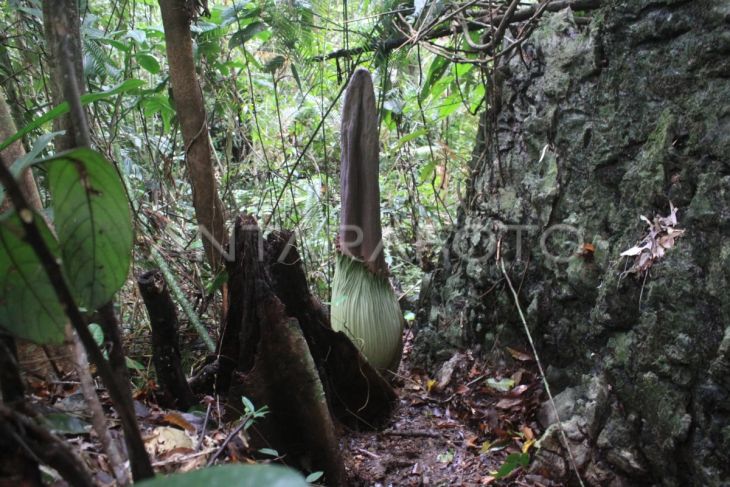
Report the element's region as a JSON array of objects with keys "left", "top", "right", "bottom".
[{"left": 621, "top": 202, "right": 685, "bottom": 274}]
